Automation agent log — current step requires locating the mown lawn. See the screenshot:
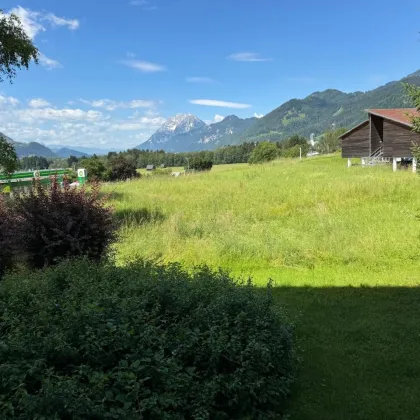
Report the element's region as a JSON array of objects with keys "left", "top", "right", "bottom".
[{"left": 107, "top": 156, "right": 420, "bottom": 419}]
